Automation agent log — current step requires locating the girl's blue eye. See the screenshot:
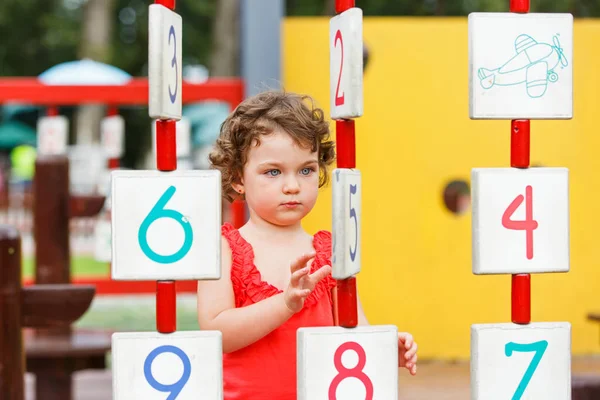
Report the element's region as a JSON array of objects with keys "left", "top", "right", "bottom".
[
  {"left": 267, "top": 169, "right": 280, "bottom": 176},
  {"left": 300, "top": 167, "right": 315, "bottom": 176}
]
